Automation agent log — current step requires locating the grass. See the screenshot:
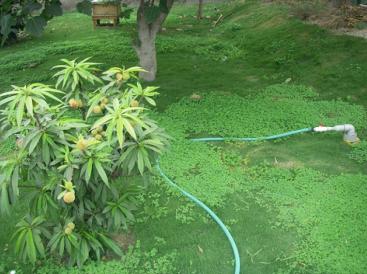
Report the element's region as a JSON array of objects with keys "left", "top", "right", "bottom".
[{"left": 1, "top": 0, "right": 367, "bottom": 273}]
